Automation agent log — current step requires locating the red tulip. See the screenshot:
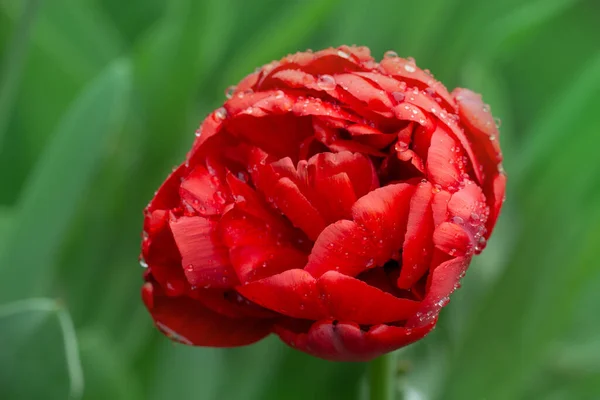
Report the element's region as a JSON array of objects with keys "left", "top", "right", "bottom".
[{"left": 140, "top": 46, "right": 506, "bottom": 361}]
